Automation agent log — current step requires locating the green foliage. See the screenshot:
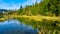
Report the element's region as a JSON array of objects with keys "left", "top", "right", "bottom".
[
  {"left": 16, "top": 5, "right": 23, "bottom": 15},
  {"left": 16, "top": 0, "right": 60, "bottom": 16},
  {"left": 41, "top": 0, "right": 60, "bottom": 16},
  {"left": 8, "top": 11, "right": 13, "bottom": 15}
]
